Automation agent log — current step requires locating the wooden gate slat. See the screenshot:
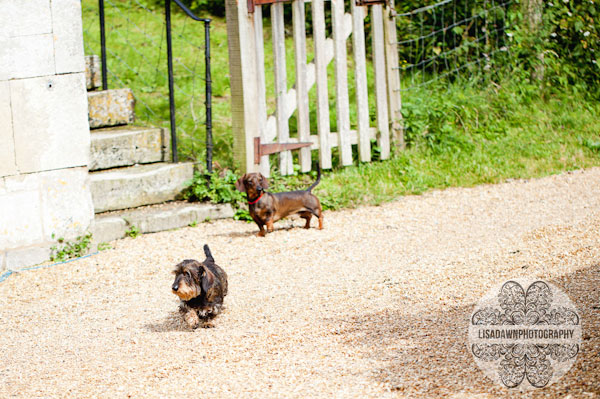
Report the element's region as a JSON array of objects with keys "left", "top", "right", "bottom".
[
  {"left": 383, "top": 0, "right": 404, "bottom": 147},
  {"left": 292, "top": 0, "right": 311, "bottom": 173},
  {"left": 265, "top": 12, "right": 353, "bottom": 143},
  {"left": 332, "top": 0, "right": 352, "bottom": 166},
  {"left": 311, "top": 0, "right": 332, "bottom": 169},
  {"left": 371, "top": 4, "right": 390, "bottom": 160},
  {"left": 253, "top": 6, "right": 271, "bottom": 176},
  {"left": 351, "top": 1, "right": 371, "bottom": 162},
  {"left": 272, "top": 2, "right": 293, "bottom": 175}
]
